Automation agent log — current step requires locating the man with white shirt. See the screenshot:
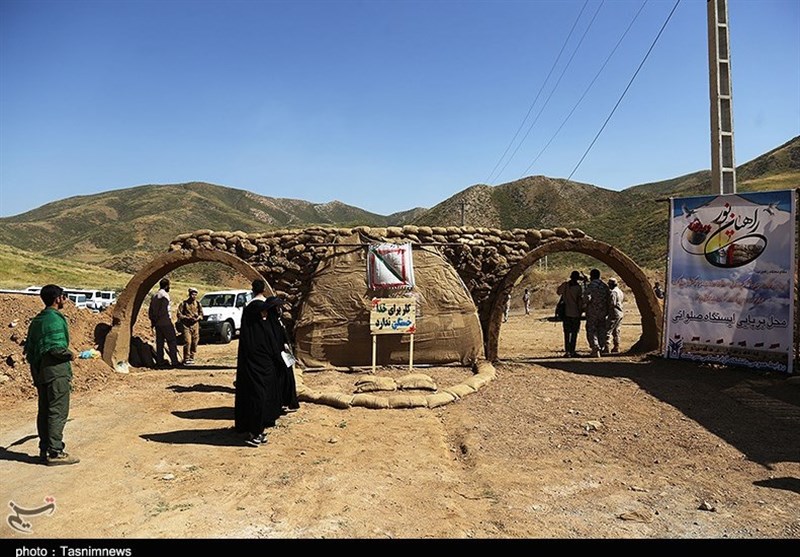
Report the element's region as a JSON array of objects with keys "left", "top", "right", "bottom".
[
  {"left": 148, "top": 278, "right": 179, "bottom": 368},
  {"left": 606, "top": 277, "right": 624, "bottom": 354}
]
